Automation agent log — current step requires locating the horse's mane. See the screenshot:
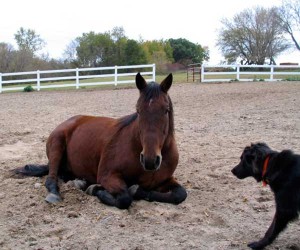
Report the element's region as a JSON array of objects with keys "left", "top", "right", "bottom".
[{"left": 117, "top": 113, "right": 138, "bottom": 129}]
